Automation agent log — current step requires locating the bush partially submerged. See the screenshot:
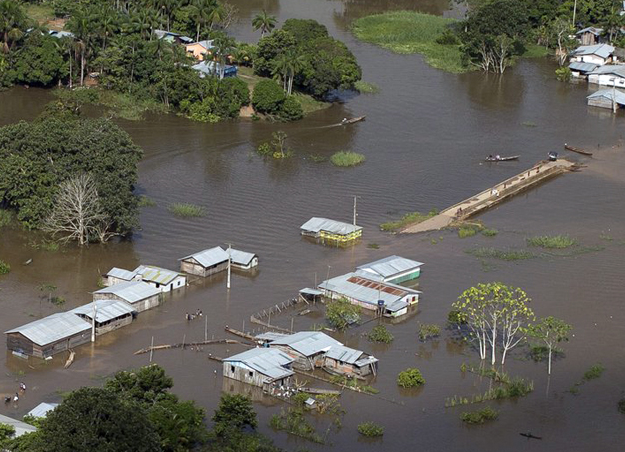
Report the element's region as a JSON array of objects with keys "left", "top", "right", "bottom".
[
  {"left": 168, "top": 203, "right": 205, "bottom": 218},
  {"left": 418, "top": 323, "right": 441, "bottom": 341},
  {"left": 330, "top": 151, "right": 366, "bottom": 167},
  {"left": 325, "top": 298, "right": 360, "bottom": 330},
  {"left": 397, "top": 368, "right": 425, "bottom": 388},
  {"left": 358, "top": 422, "right": 384, "bottom": 437},
  {"left": 461, "top": 407, "right": 498, "bottom": 424},
  {"left": 0, "top": 260, "right": 10, "bottom": 275},
  {"left": 367, "top": 325, "right": 394, "bottom": 343},
  {"left": 526, "top": 235, "right": 577, "bottom": 249}
]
